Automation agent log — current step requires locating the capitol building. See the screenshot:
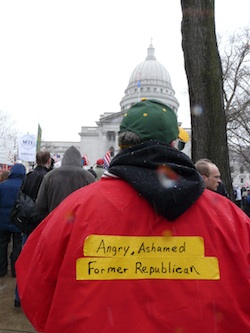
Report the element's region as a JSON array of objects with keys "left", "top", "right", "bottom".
[
  {"left": 41, "top": 44, "right": 249, "bottom": 187},
  {"left": 41, "top": 43, "right": 191, "bottom": 166}
]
